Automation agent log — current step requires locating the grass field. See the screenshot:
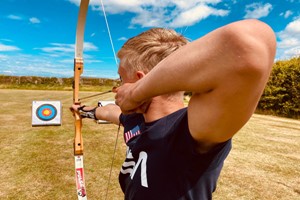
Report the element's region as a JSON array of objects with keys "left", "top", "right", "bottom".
[{"left": 0, "top": 89, "right": 299, "bottom": 200}]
